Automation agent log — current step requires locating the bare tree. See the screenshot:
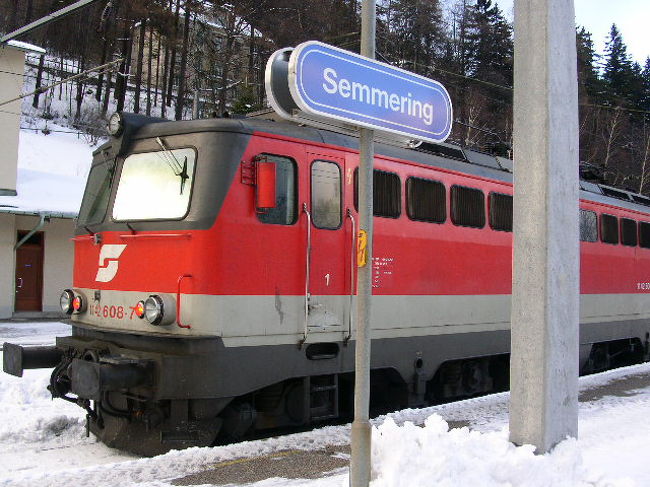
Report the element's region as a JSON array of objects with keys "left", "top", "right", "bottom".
[
  {"left": 174, "top": 4, "right": 191, "bottom": 120},
  {"left": 637, "top": 120, "right": 650, "bottom": 194}
]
